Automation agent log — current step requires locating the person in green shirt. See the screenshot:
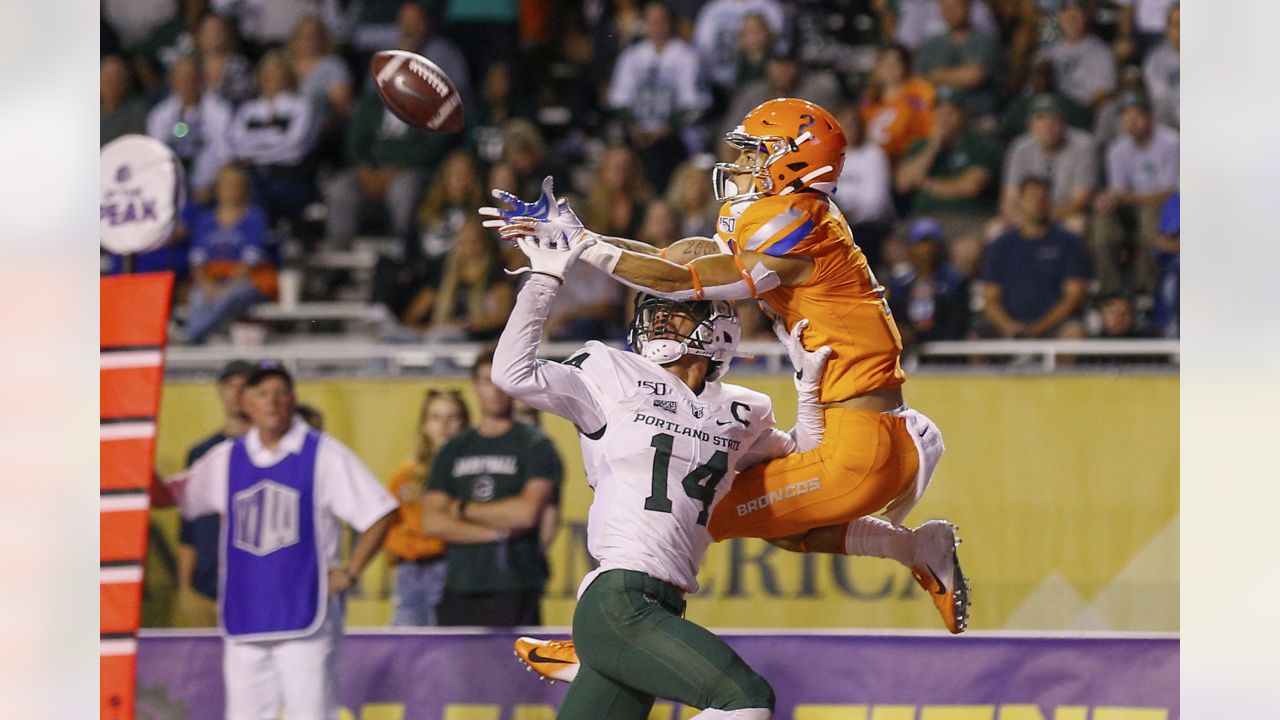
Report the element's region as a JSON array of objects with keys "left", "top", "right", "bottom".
[
  {"left": 894, "top": 85, "right": 1001, "bottom": 276},
  {"left": 101, "top": 56, "right": 148, "bottom": 147},
  {"left": 912, "top": 0, "right": 1002, "bottom": 118},
  {"left": 421, "top": 346, "right": 564, "bottom": 626}
]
